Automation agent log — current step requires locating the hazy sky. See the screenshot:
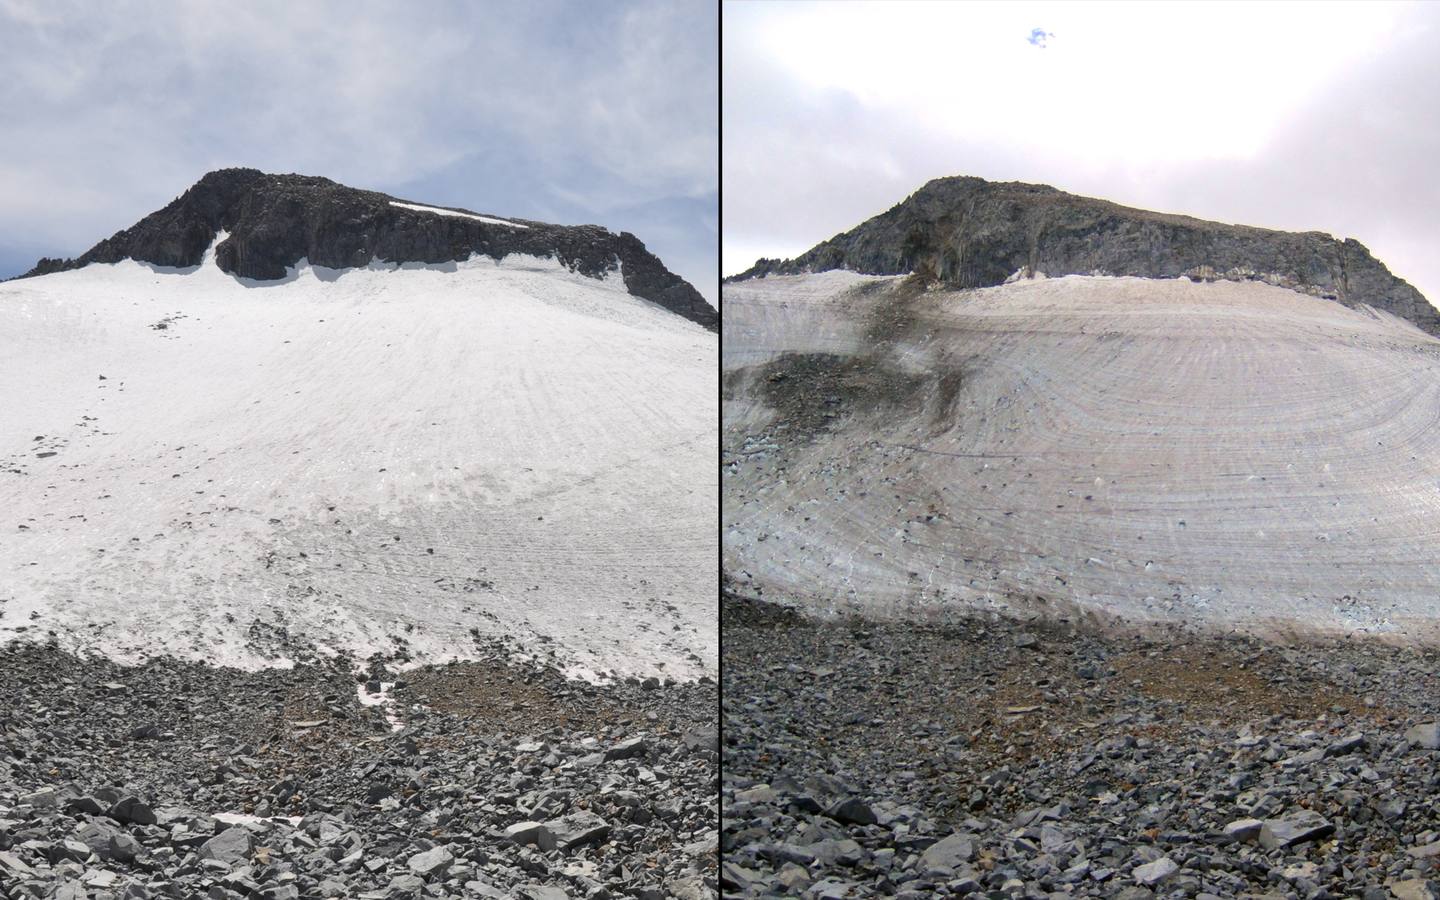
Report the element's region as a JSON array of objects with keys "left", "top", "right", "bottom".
[
  {"left": 724, "top": 1, "right": 1440, "bottom": 307},
  {"left": 0, "top": 0, "right": 718, "bottom": 304}
]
